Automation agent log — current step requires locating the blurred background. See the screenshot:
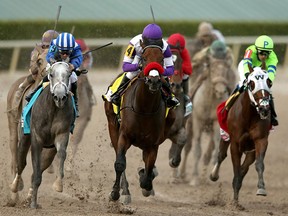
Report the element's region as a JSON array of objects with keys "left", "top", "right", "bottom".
[{"left": 1, "top": 0, "right": 288, "bottom": 73}]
